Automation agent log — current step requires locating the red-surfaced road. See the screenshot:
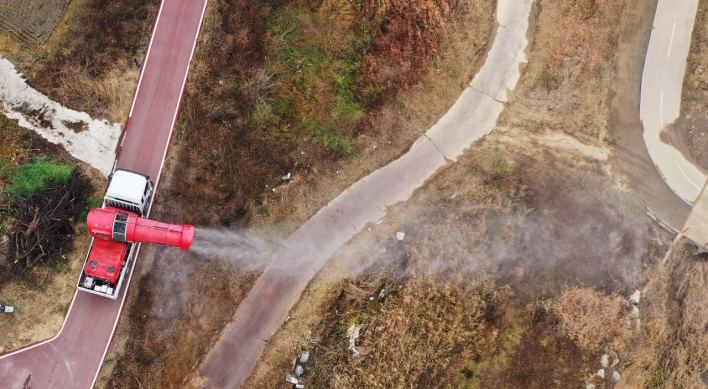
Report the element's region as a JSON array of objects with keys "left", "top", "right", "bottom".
[{"left": 0, "top": 0, "right": 208, "bottom": 387}]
